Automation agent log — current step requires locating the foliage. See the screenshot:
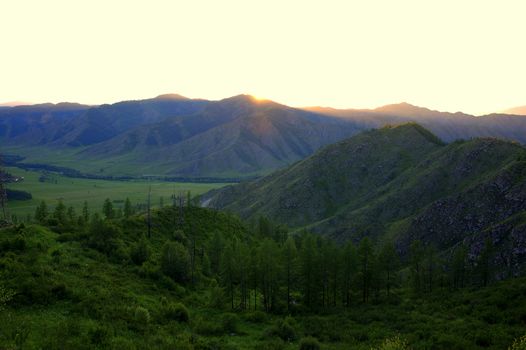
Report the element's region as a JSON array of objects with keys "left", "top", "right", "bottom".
[
  {"left": 299, "top": 337, "right": 322, "bottom": 350},
  {"left": 0, "top": 203, "right": 525, "bottom": 349},
  {"left": 164, "top": 302, "right": 189, "bottom": 323},
  {"left": 161, "top": 241, "right": 190, "bottom": 283}
]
